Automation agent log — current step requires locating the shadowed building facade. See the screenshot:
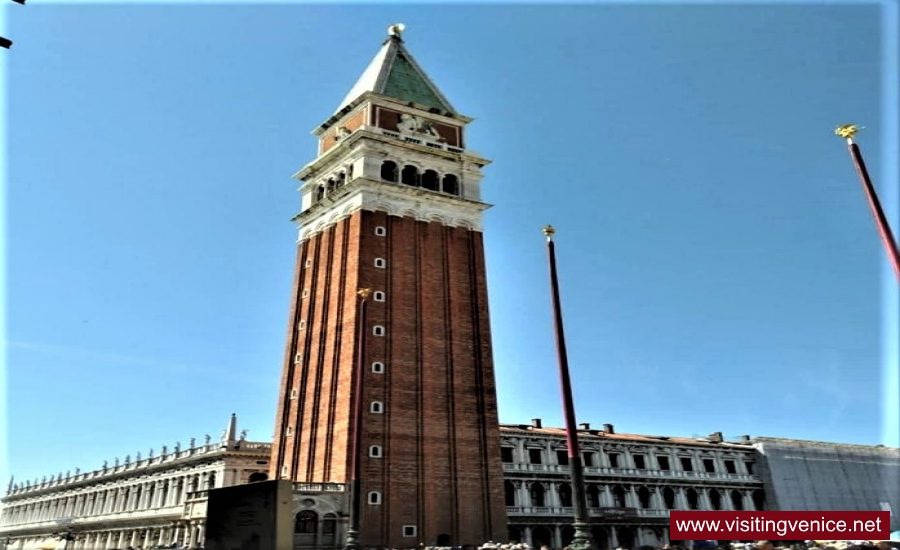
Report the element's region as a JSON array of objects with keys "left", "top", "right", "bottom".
[{"left": 267, "top": 25, "right": 508, "bottom": 548}]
